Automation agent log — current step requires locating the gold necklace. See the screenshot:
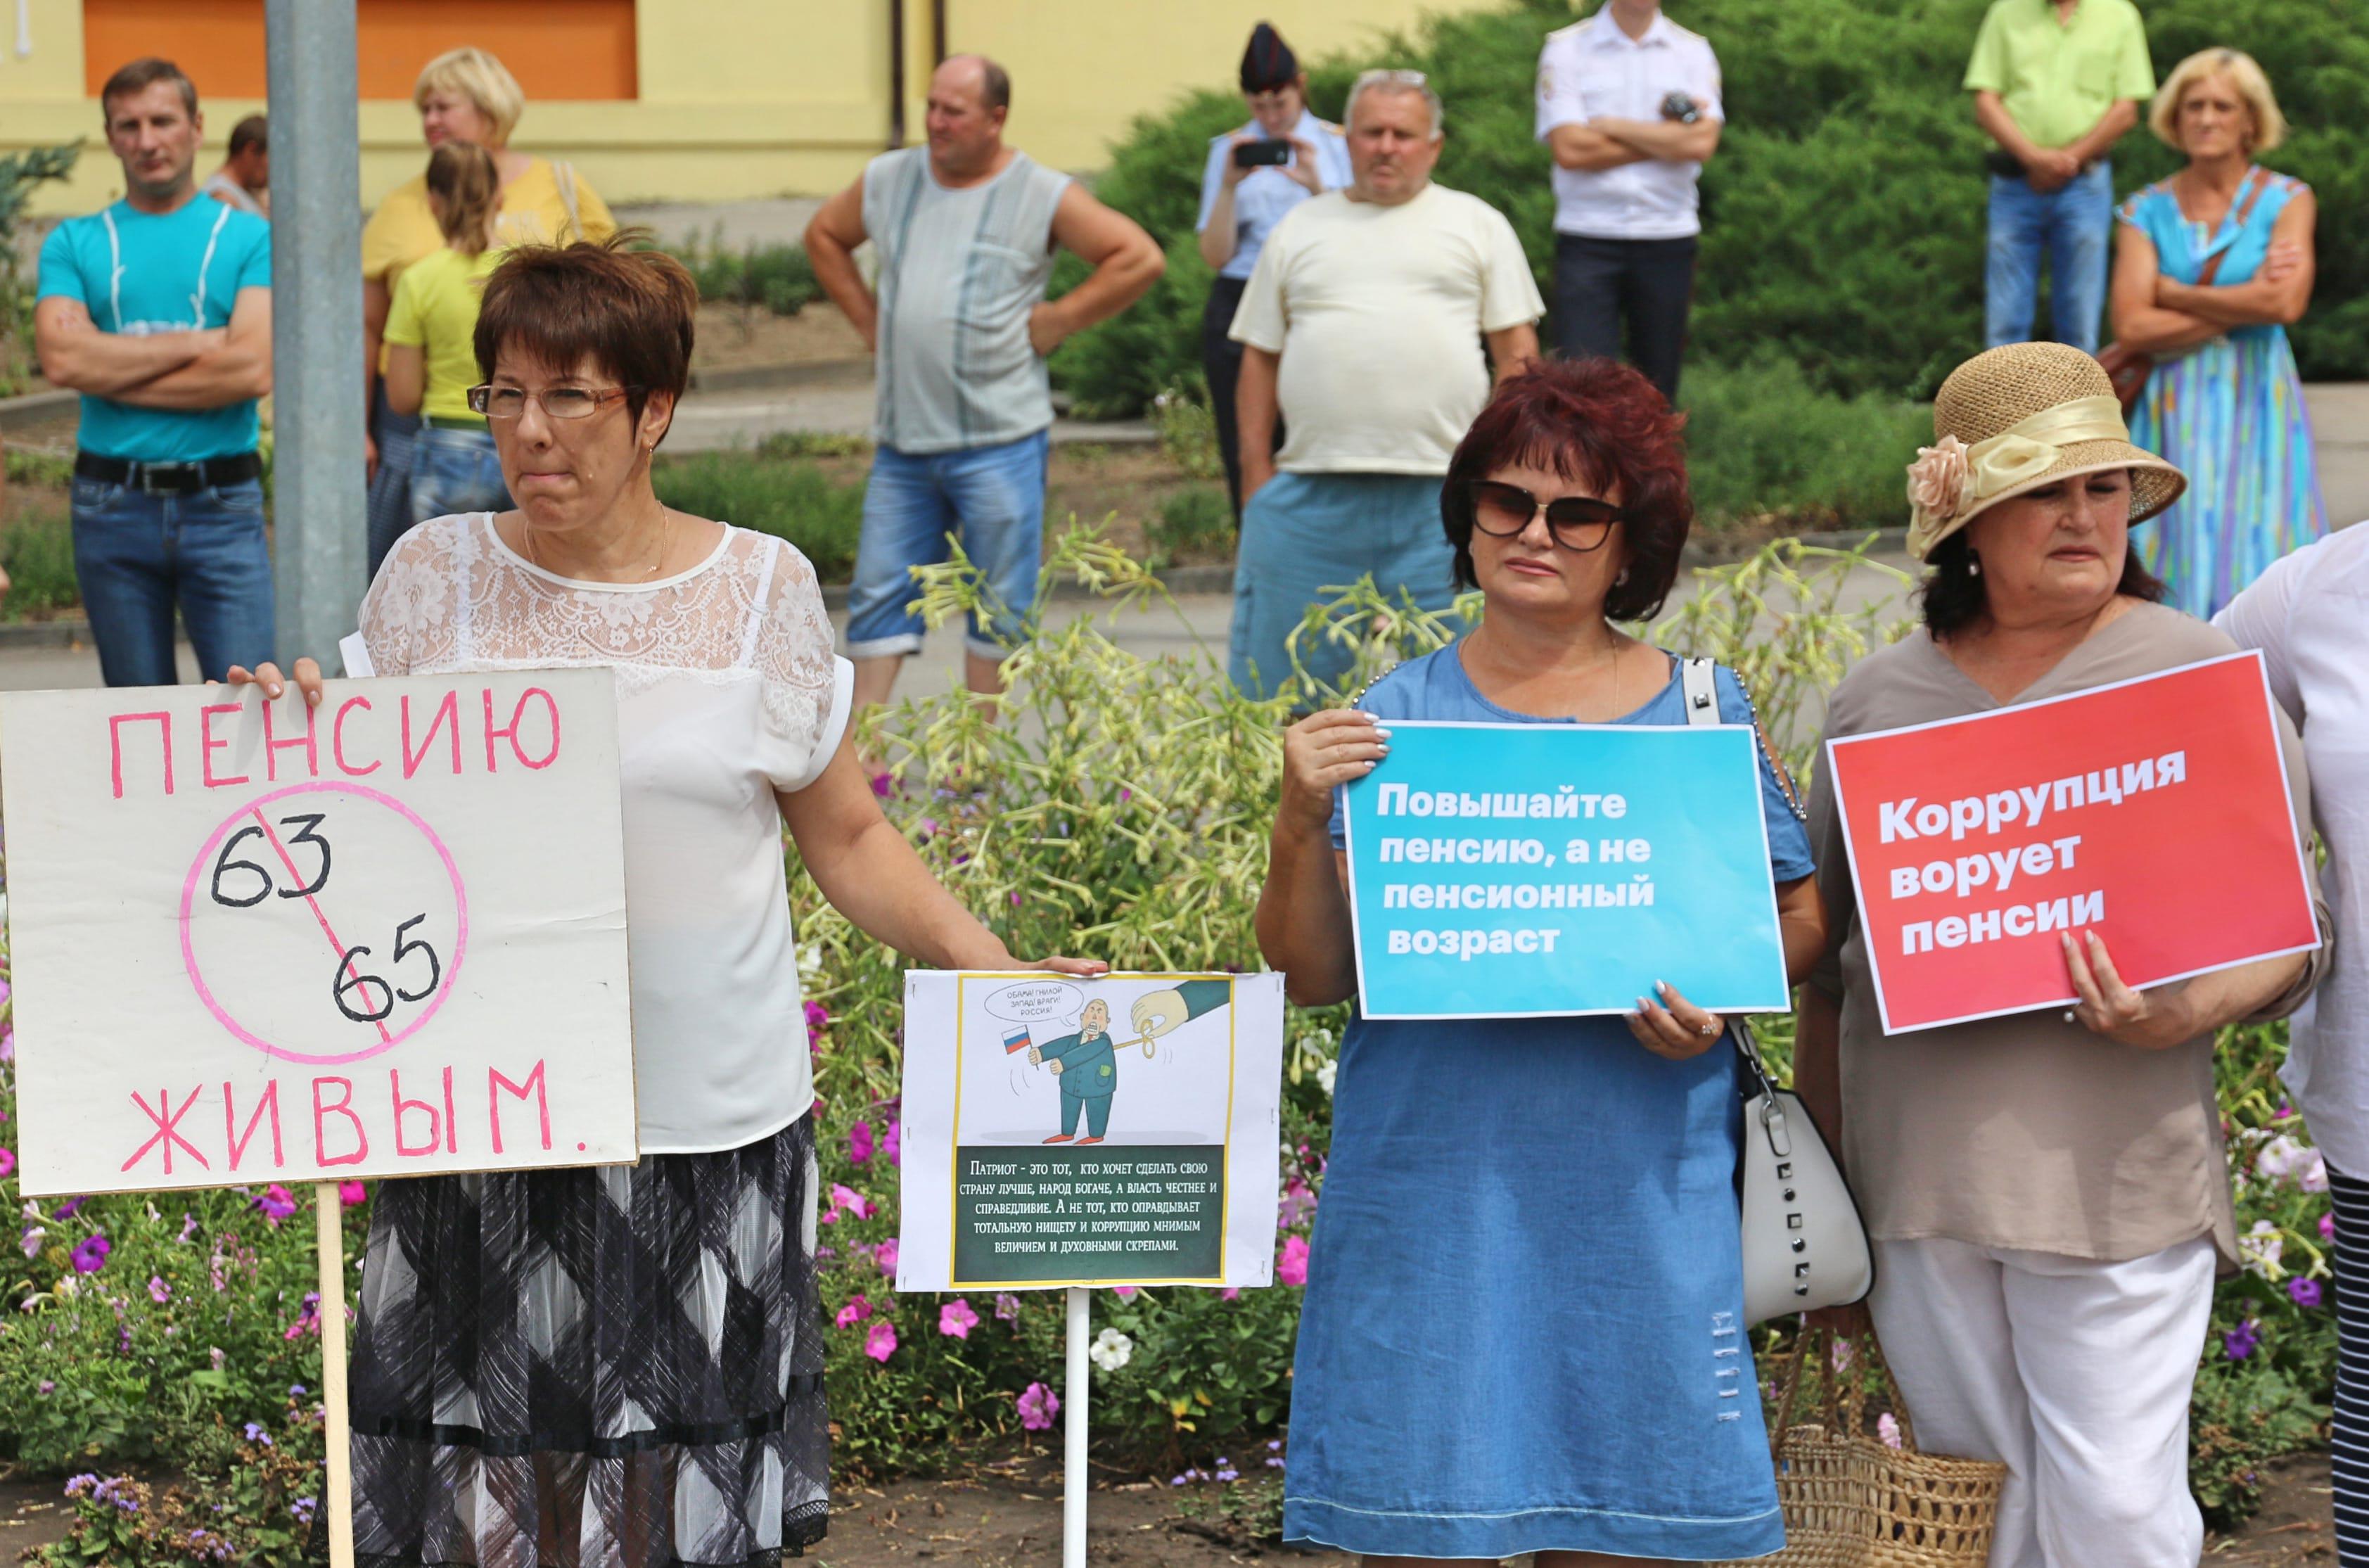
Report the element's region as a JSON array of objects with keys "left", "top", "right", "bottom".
[{"left": 519, "top": 508, "right": 672, "bottom": 582}]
